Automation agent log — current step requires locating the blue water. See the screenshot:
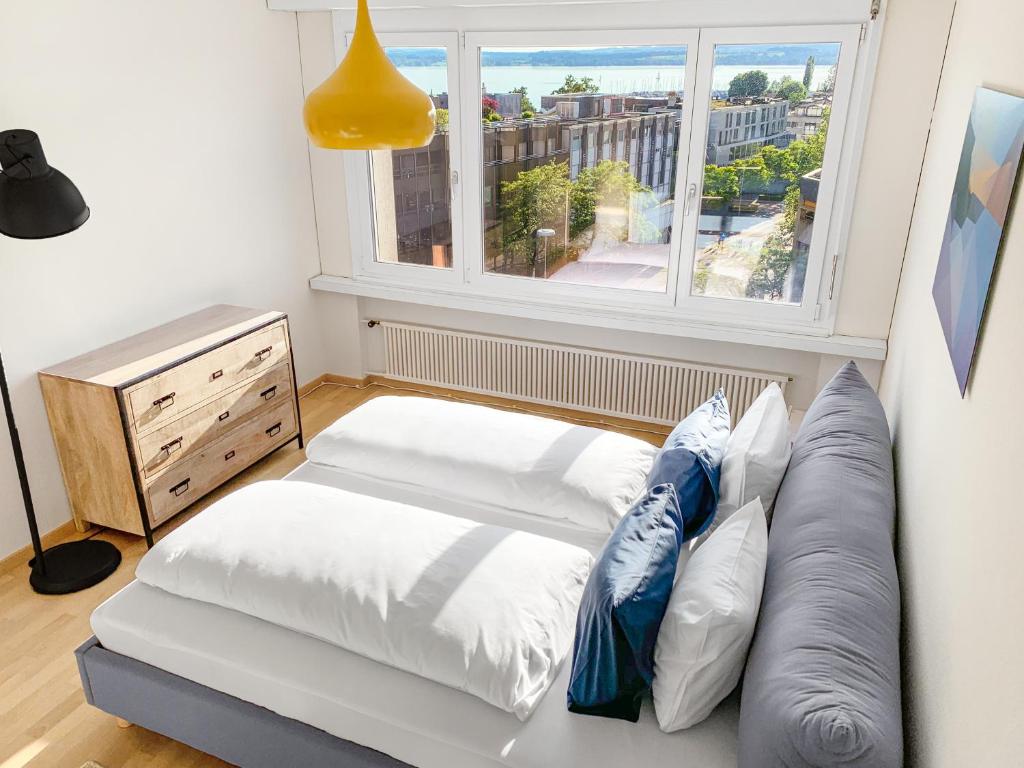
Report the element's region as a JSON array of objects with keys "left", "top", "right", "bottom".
[{"left": 396, "top": 64, "right": 832, "bottom": 108}]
